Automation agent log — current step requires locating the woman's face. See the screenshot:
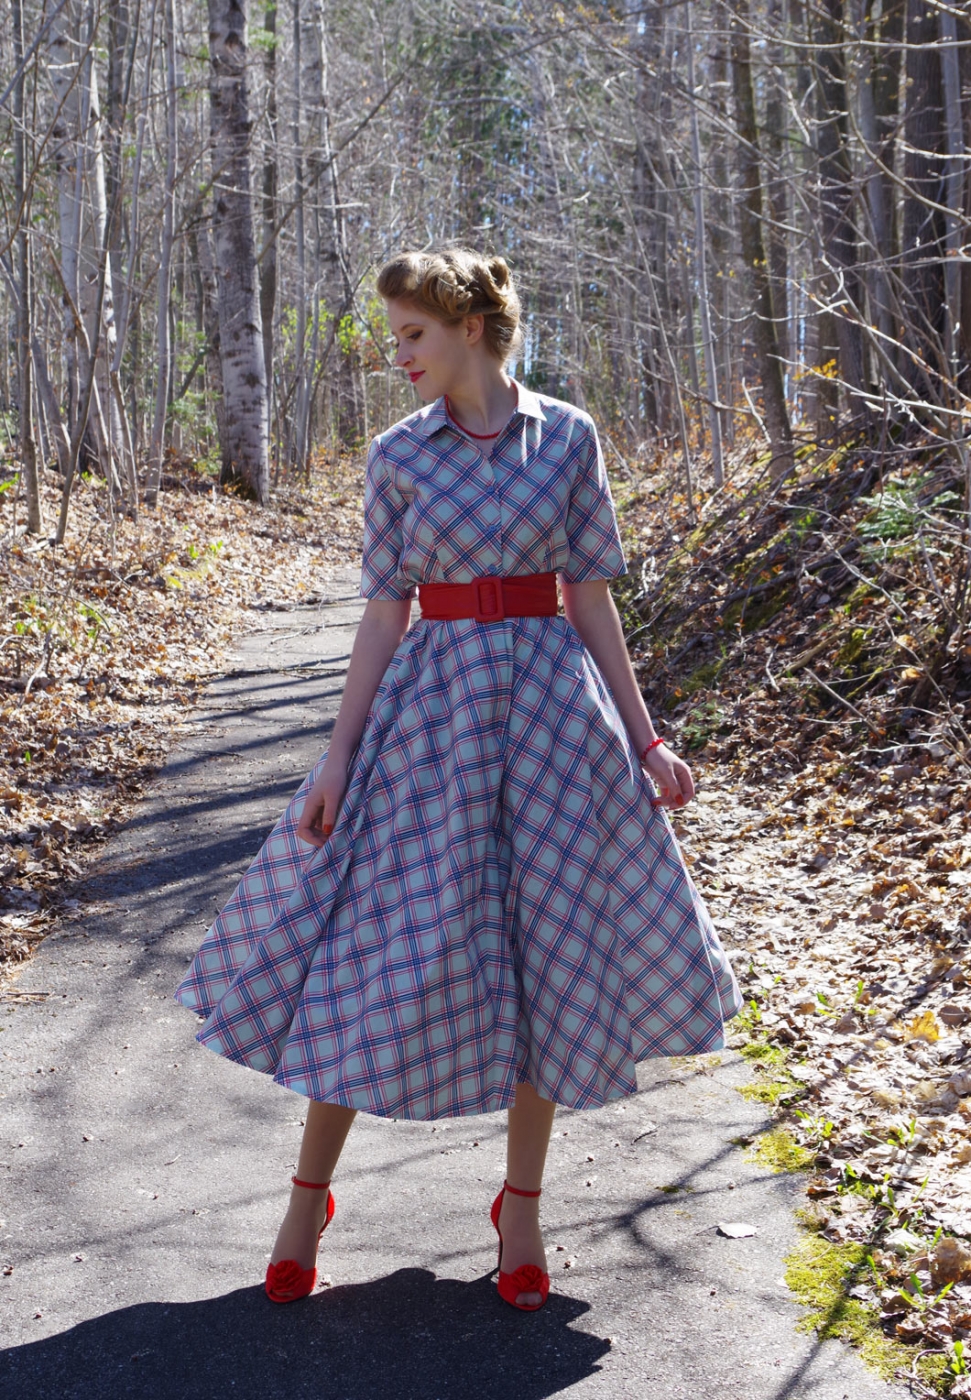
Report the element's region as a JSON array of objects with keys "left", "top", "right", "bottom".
[{"left": 386, "top": 299, "right": 481, "bottom": 401}]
